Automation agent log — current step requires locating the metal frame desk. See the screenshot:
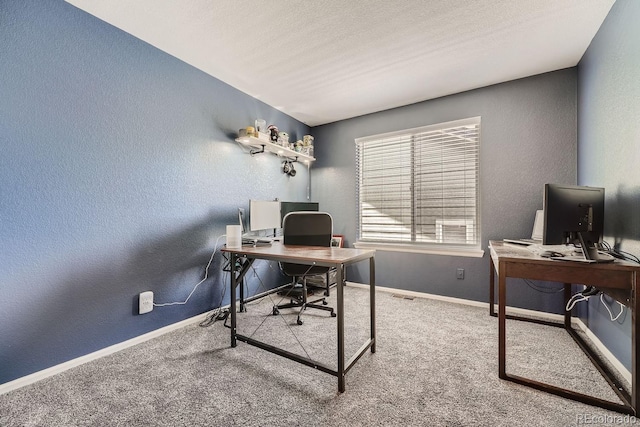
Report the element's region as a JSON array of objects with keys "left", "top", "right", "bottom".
[
  {"left": 489, "top": 240, "right": 639, "bottom": 414},
  {"left": 221, "top": 243, "right": 376, "bottom": 392}
]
